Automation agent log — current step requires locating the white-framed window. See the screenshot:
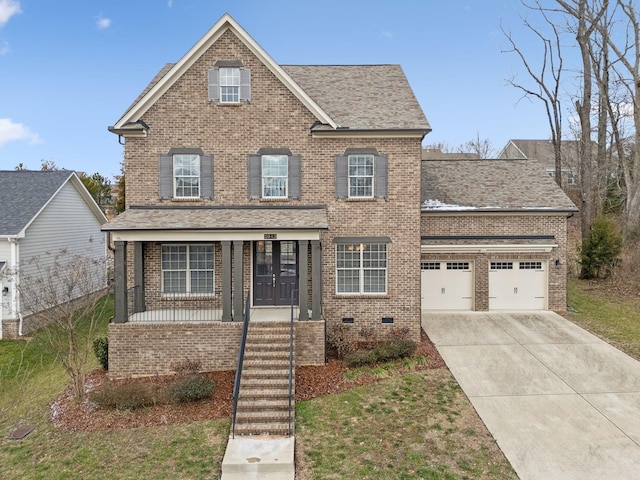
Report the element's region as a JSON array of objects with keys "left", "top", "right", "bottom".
[
  {"left": 219, "top": 67, "right": 240, "bottom": 103},
  {"left": 336, "top": 243, "right": 387, "bottom": 294},
  {"left": 173, "top": 154, "right": 200, "bottom": 198},
  {"left": 348, "top": 154, "right": 374, "bottom": 198},
  {"left": 262, "top": 154, "right": 288, "bottom": 198},
  {"left": 161, "top": 244, "right": 214, "bottom": 295}
]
